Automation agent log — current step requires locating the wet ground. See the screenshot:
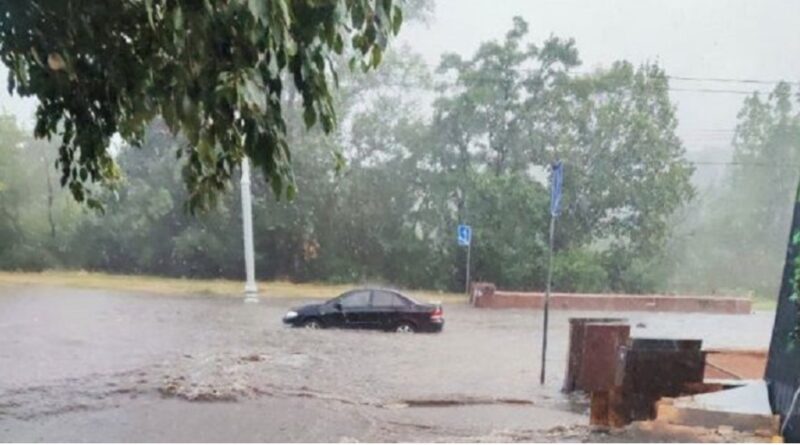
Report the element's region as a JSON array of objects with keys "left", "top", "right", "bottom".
[{"left": 0, "top": 284, "right": 775, "bottom": 442}]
